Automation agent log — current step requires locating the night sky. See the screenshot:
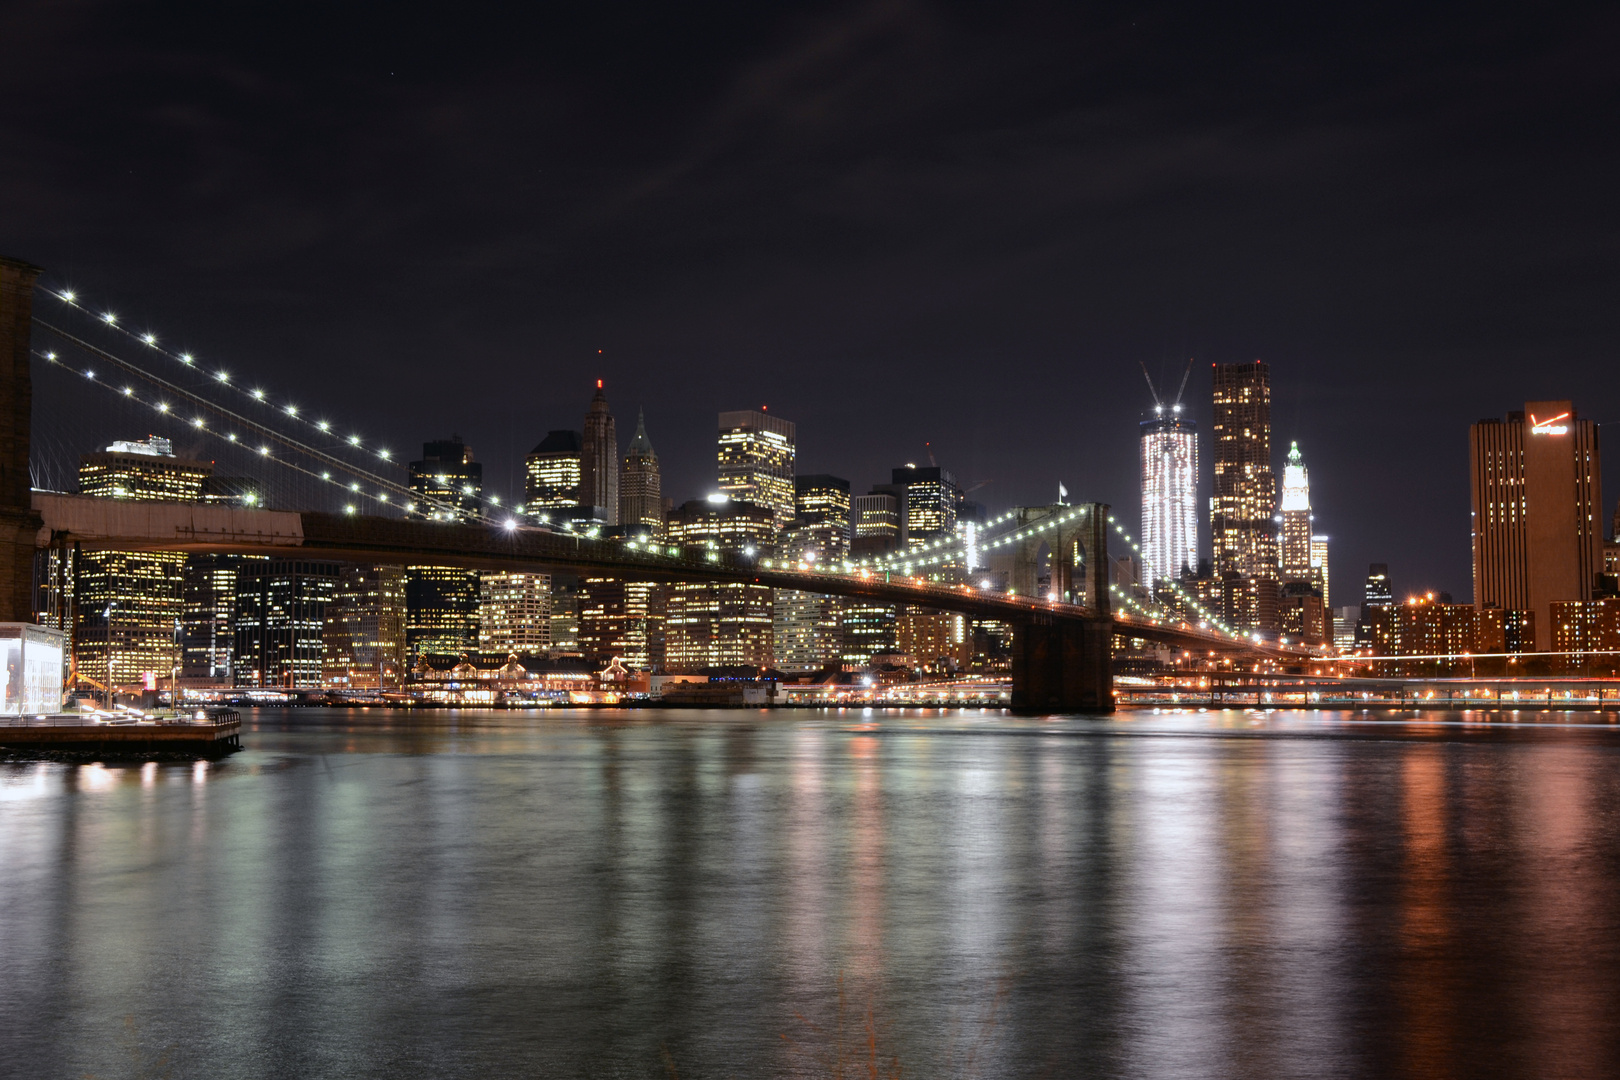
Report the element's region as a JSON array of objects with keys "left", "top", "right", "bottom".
[{"left": 6, "top": 1, "right": 1620, "bottom": 602}]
